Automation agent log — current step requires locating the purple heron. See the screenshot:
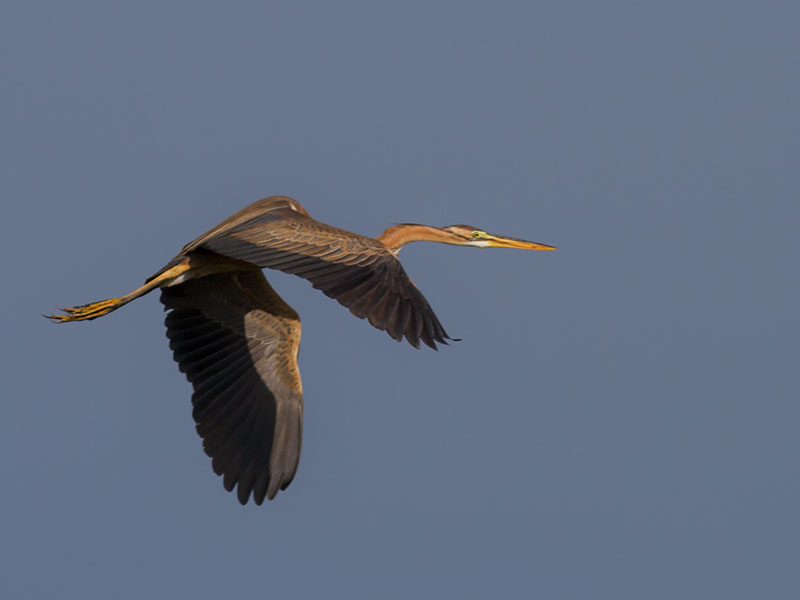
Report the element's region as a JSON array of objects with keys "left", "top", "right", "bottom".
[{"left": 46, "top": 196, "right": 555, "bottom": 504}]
